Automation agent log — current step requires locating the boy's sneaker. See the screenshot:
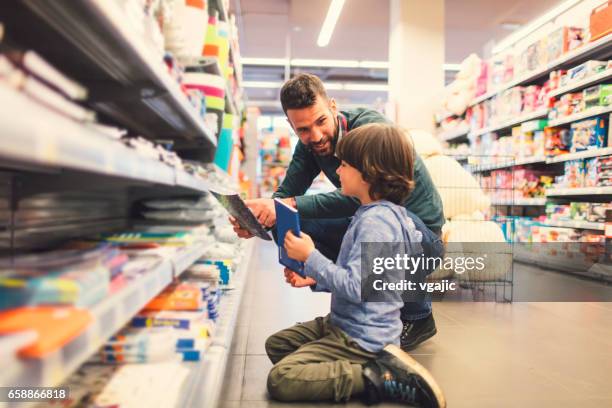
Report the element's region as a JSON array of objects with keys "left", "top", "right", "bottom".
[
  {"left": 363, "top": 344, "right": 446, "bottom": 407},
  {"left": 400, "top": 314, "right": 437, "bottom": 351}
]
